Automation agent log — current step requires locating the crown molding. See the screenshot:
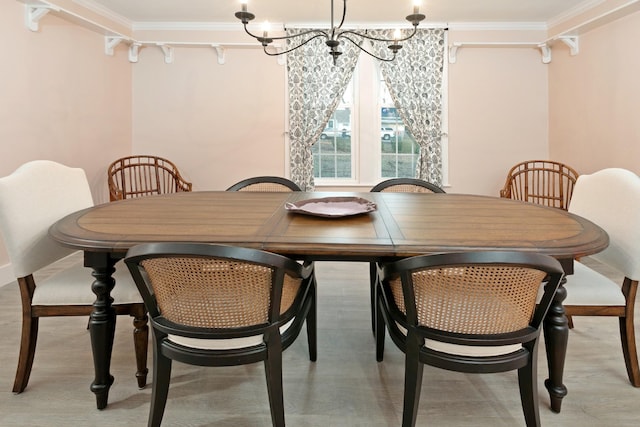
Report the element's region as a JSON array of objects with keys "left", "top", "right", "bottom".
[
  {"left": 132, "top": 21, "right": 250, "bottom": 32},
  {"left": 131, "top": 20, "right": 542, "bottom": 33},
  {"left": 447, "top": 22, "right": 547, "bottom": 31},
  {"left": 547, "top": 0, "right": 607, "bottom": 28},
  {"left": 71, "top": 0, "right": 131, "bottom": 28}
]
